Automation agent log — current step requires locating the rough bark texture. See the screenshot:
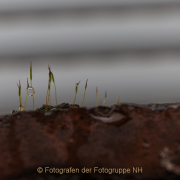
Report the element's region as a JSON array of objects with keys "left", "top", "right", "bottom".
[{"left": 0, "top": 104, "right": 180, "bottom": 180}]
